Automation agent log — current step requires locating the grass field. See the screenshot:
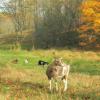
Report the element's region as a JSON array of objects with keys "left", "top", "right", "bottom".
[{"left": 0, "top": 49, "right": 100, "bottom": 100}]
